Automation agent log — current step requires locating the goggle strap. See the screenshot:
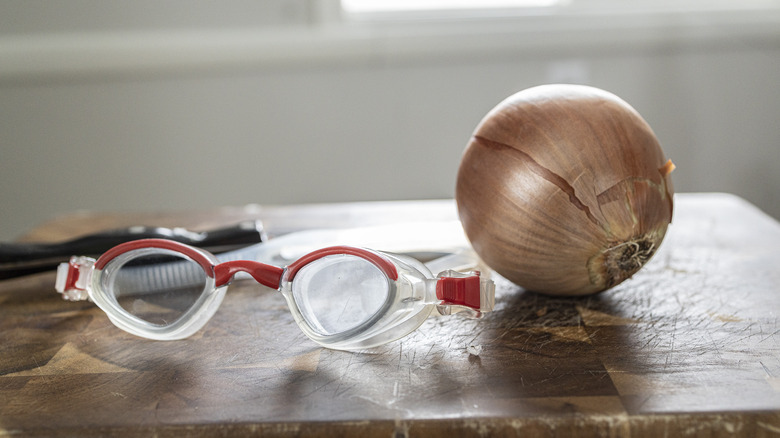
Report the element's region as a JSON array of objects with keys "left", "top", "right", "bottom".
[{"left": 103, "top": 257, "right": 209, "bottom": 296}]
